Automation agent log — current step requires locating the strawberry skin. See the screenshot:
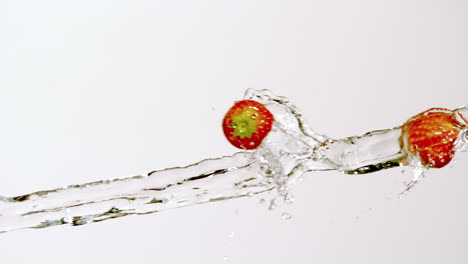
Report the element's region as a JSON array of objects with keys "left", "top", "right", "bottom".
[
  {"left": 222, "top": 100, "right": 274, "bottom": 150},
  {"left": 402, "top": 108, "right": 460, "bottom": 168}
]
